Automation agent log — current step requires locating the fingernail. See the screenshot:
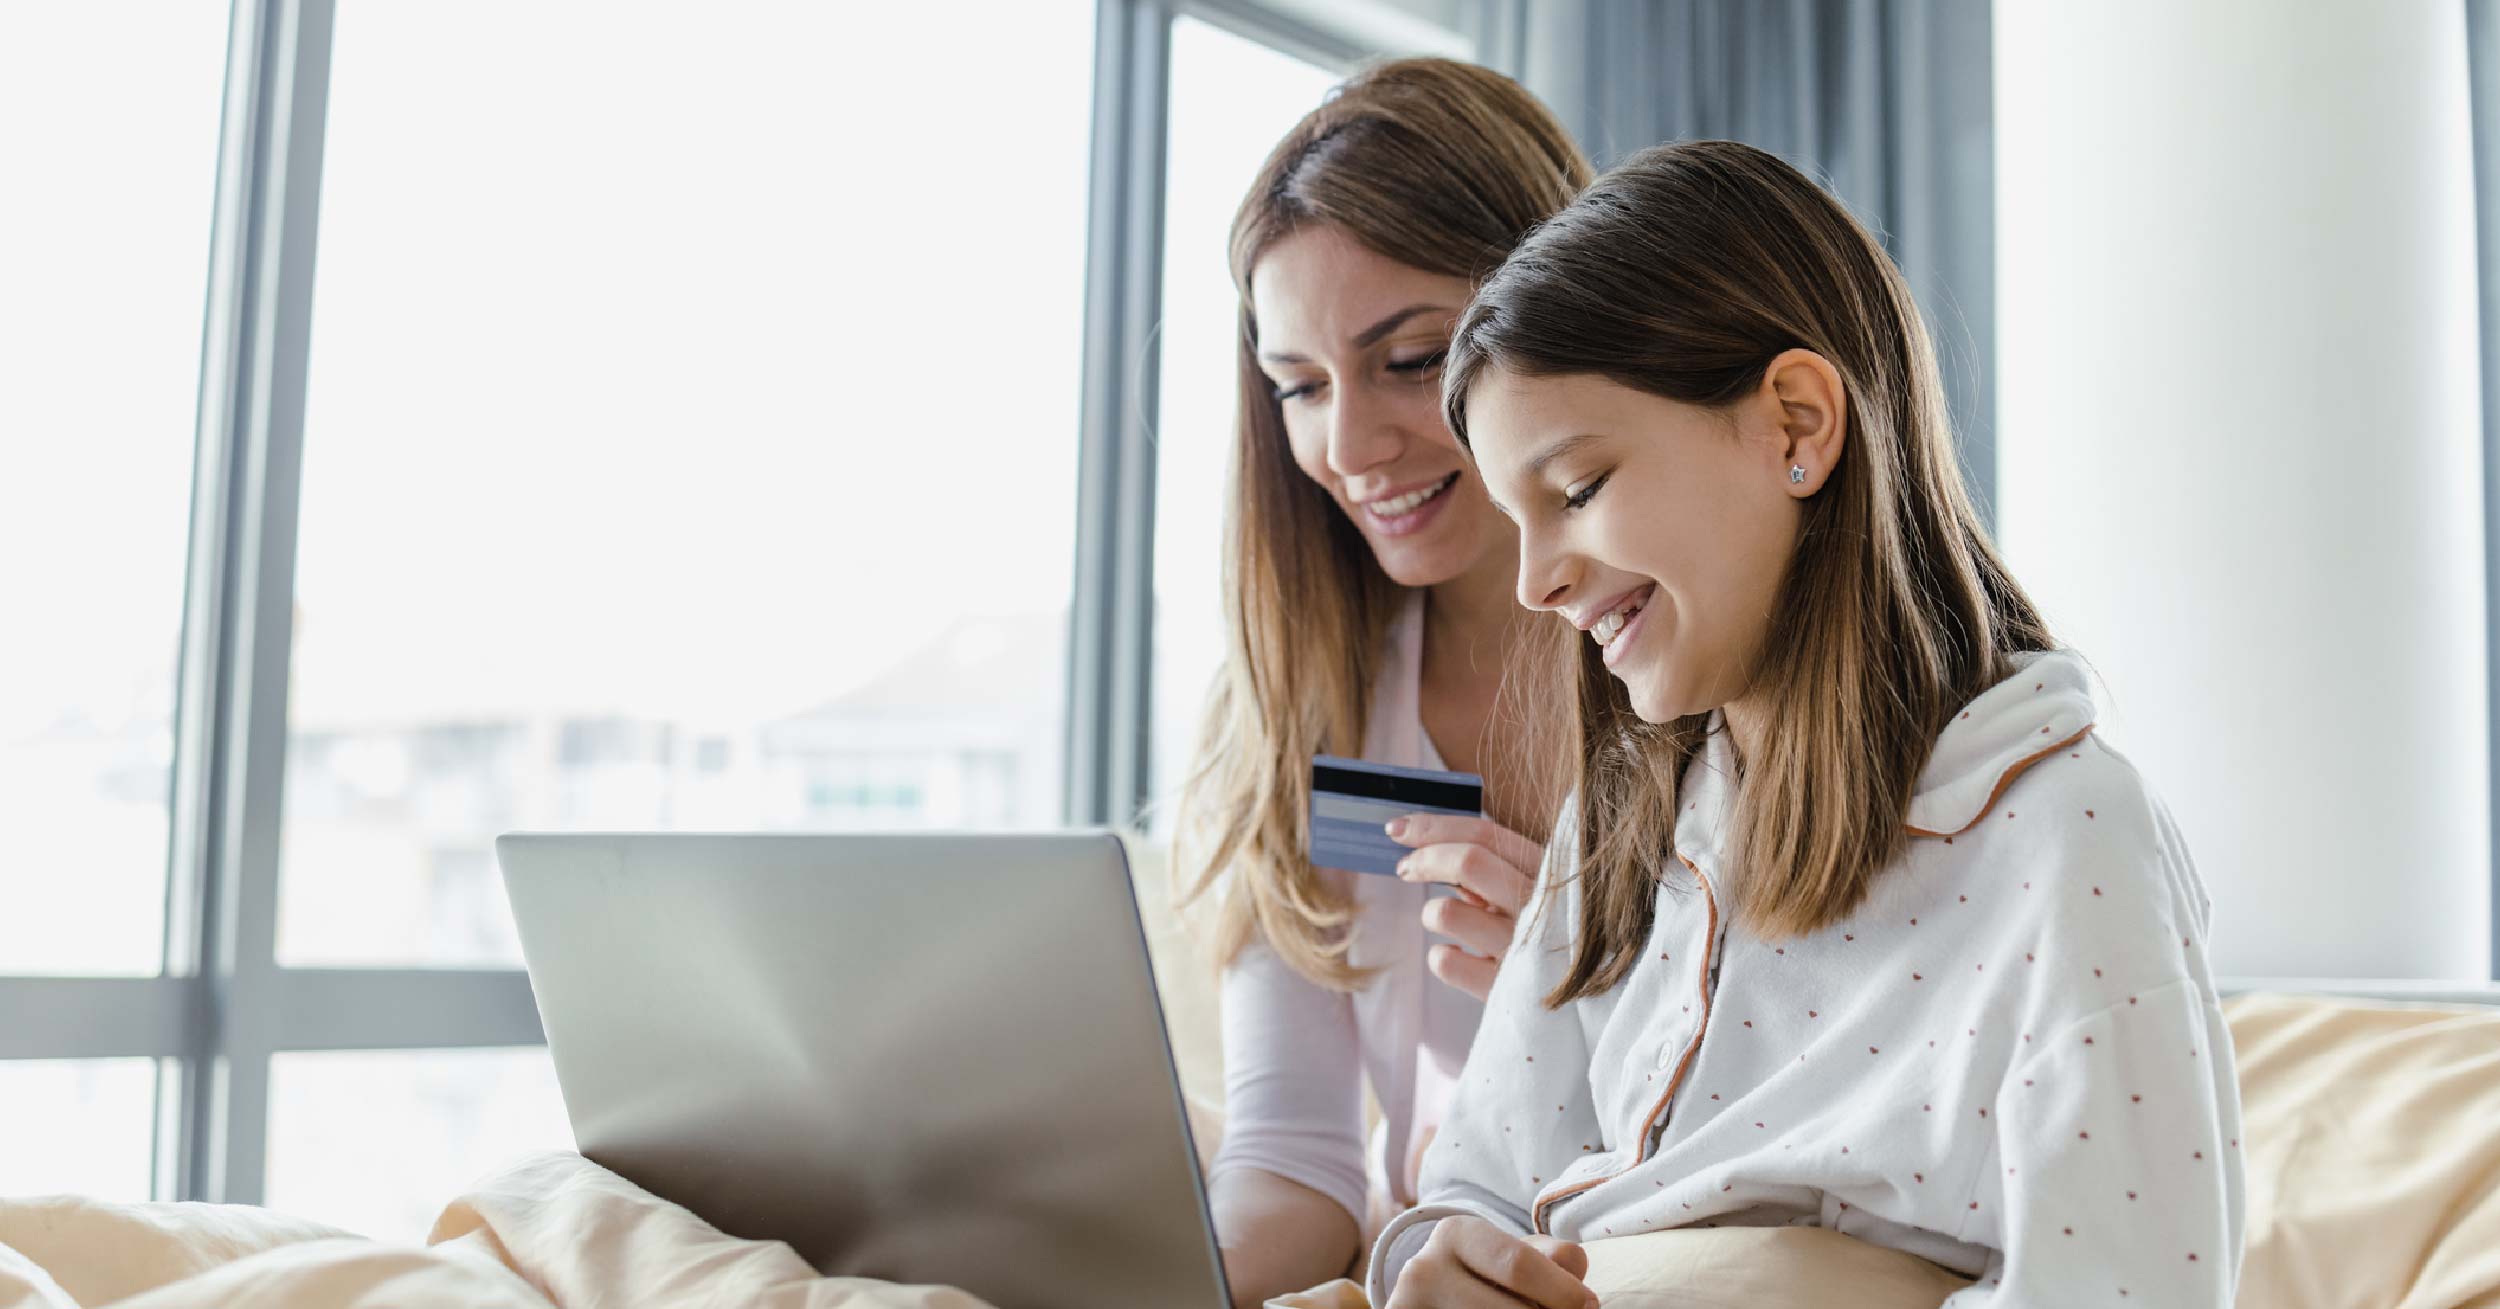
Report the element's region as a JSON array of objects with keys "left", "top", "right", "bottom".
[
  {"left": 1385, "top": 817, "right": 1408, "bottom": 839},
  {"left": 1395, "top": 857, "right": 1413, "bottom": 879}
]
